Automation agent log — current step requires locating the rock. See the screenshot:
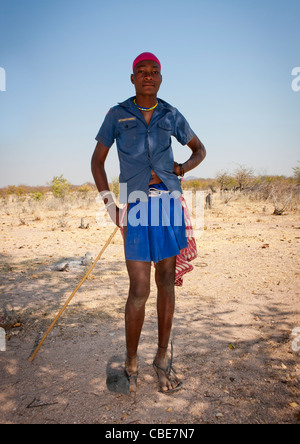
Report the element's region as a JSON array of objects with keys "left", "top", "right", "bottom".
[
  {"left": 106, "top": 355, "right": 130, "bottom": 396},
  {"left": 54, "top": 262, "right": 70, "bottom": 272},
  {"left": 81, "top": 252, "right": 94, "bottom": 266}
]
